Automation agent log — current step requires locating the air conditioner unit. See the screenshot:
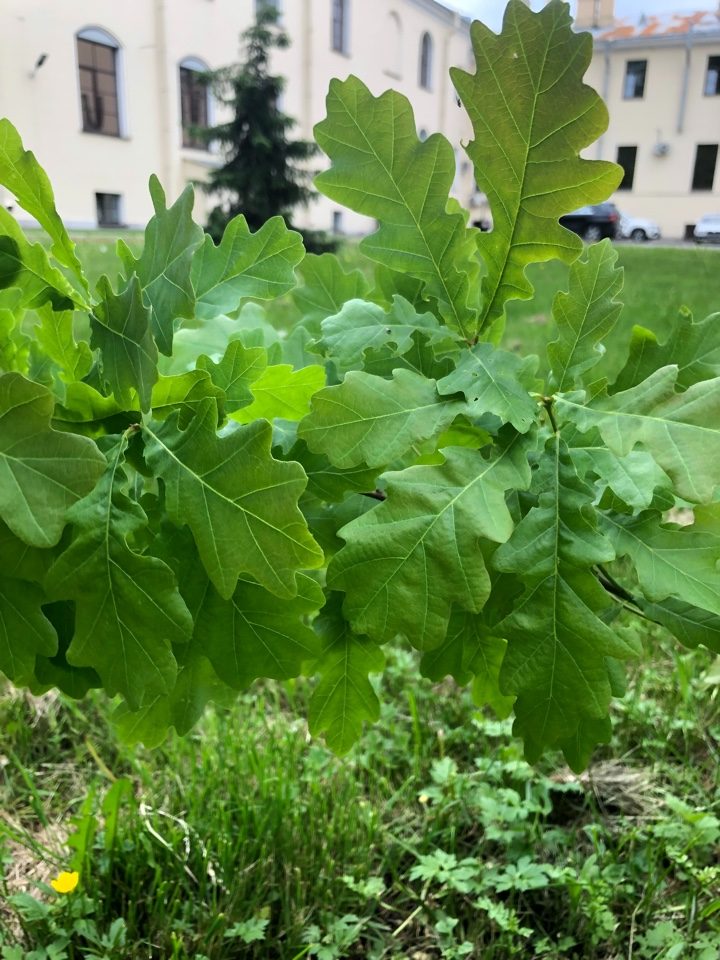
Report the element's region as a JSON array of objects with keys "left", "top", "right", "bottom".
[{"left": 652, "top": 142, "right": 670, "bottom": 157}]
